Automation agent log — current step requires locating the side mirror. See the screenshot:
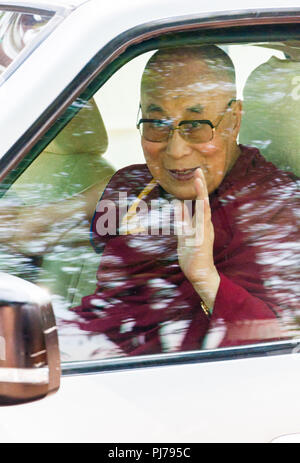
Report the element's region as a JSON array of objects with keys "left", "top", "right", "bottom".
[{"left": 0, "top": 273, "right": 60, "bottom": 405}]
